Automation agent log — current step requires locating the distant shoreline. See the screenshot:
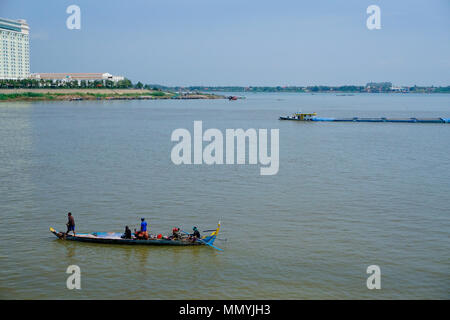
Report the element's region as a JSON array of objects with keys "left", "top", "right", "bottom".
[
  {"left": 180, "top": 86, "right": 450, "bottom": 94},
  {"left": 0, "top": 89, "right": 225, "bottom": 102}
]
